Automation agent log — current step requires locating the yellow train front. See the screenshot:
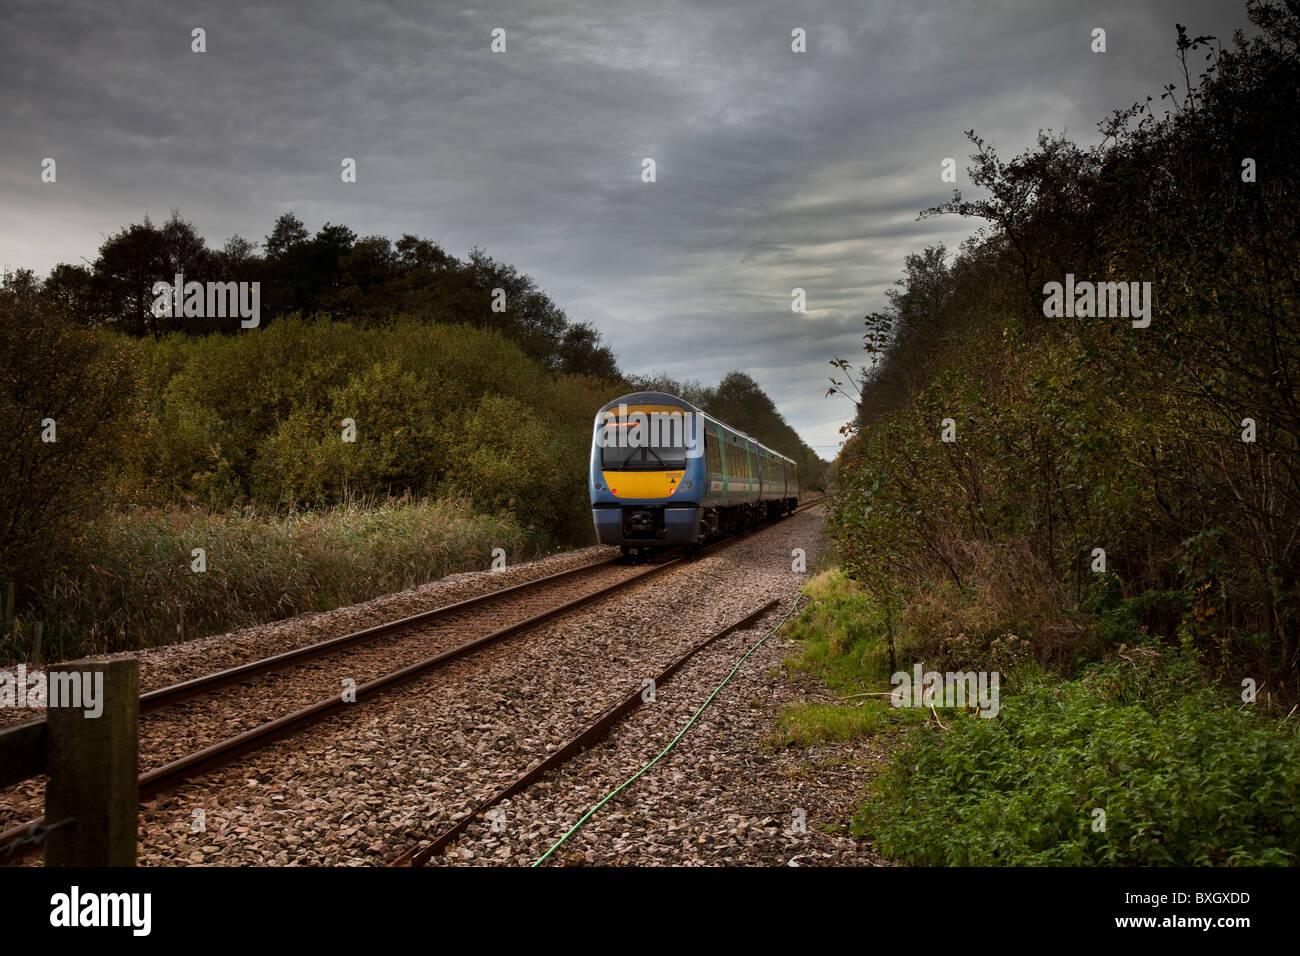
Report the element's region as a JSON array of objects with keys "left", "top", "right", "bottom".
[{"left": 588, "top": 391, "right": 799, "bottom": 552}]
